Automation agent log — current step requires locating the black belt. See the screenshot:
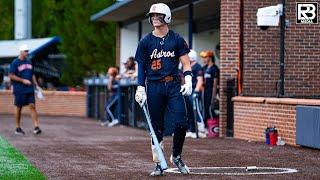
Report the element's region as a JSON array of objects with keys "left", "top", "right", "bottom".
[{"left": 149, "top": 76, "right": 181, "bottom": 83}]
